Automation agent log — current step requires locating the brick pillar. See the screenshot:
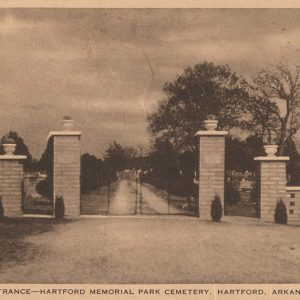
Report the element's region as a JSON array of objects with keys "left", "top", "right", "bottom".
[
  {"left": 49, "top": 120, "right": 81, "bottom": 218},
  {"left": 254, "top": 155, "right": 289, "bottom": 221},
  {"left": 0, "top": 149, "right": 26, "bottom": 217},
  {"left": 196, "top": 126, "right": 228, "bottom": 220}
]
